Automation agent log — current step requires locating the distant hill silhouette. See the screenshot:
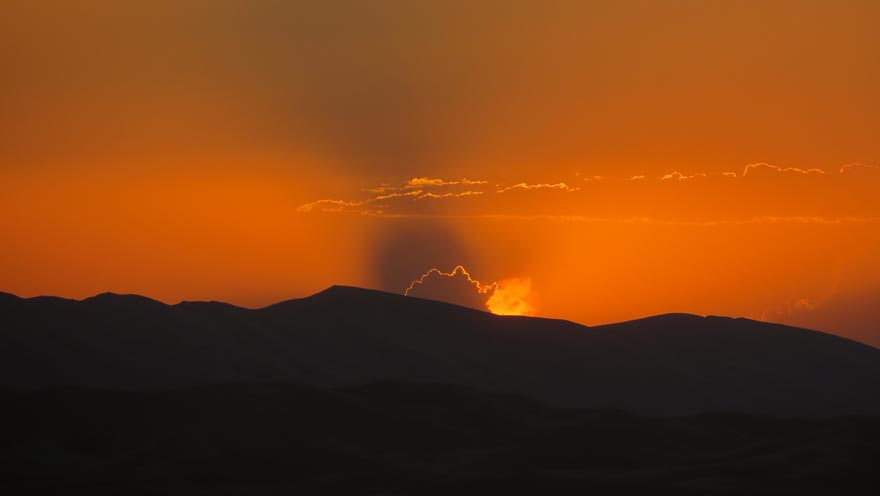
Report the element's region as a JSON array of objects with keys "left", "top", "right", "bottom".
[
  {"left": 2, "top": 286, "right": 880, "bottom": 416},
  {"left": 5, "top": 382, "right": 880, "bottom": 495}
]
